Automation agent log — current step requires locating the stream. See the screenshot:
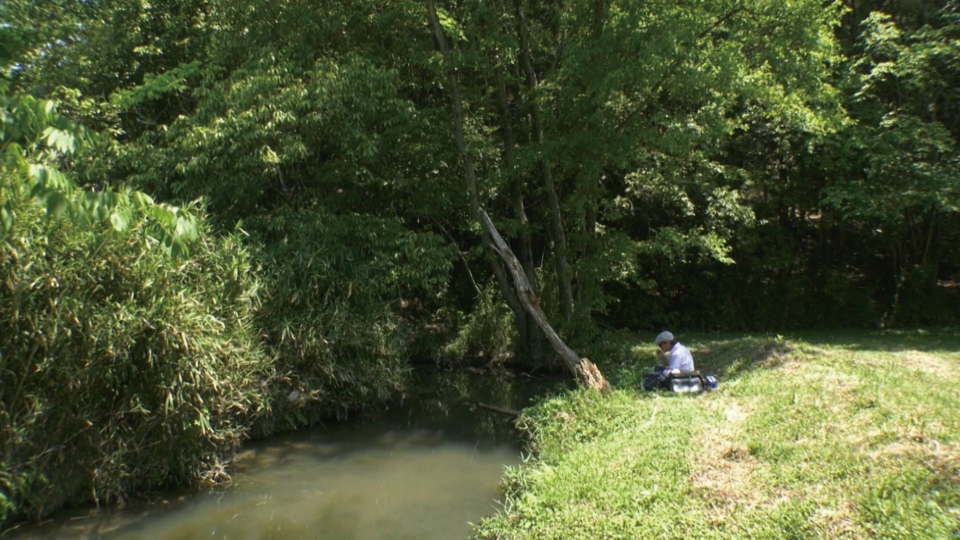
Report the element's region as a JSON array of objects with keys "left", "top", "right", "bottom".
[{"left": 3, "top": 370, "right": 568, "bottom": 540}]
